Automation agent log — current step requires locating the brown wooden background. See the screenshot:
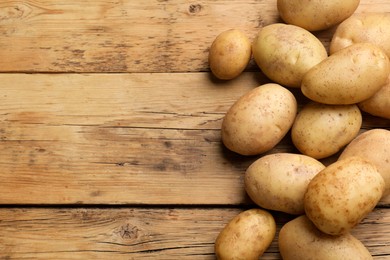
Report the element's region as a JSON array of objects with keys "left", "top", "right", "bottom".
[{"left": 0, "top": 0, "right": 389, "bottom": 259}]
